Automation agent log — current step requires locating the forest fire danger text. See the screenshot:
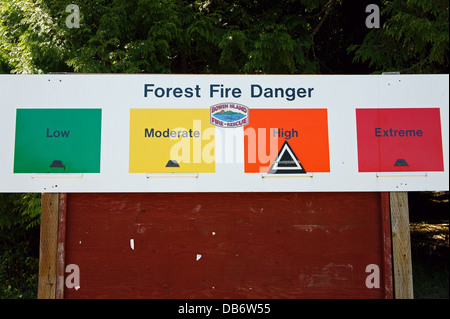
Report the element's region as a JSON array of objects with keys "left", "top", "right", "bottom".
[{"left": 144, "top": 83, "right": 314, "bottom": 101}]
